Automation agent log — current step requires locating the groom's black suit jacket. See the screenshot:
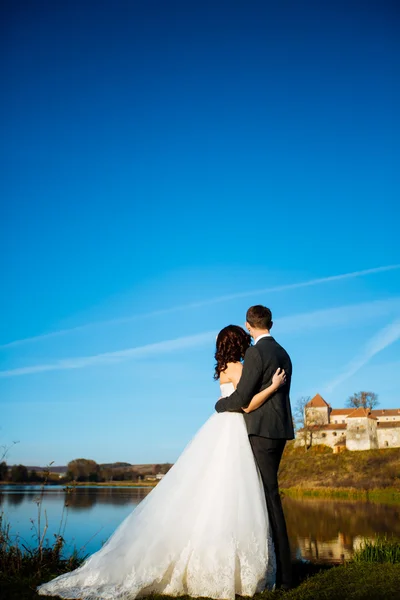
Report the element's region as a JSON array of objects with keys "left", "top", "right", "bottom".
[{"left": 215, "top": 336, "right": 295, "bottom": 440}]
